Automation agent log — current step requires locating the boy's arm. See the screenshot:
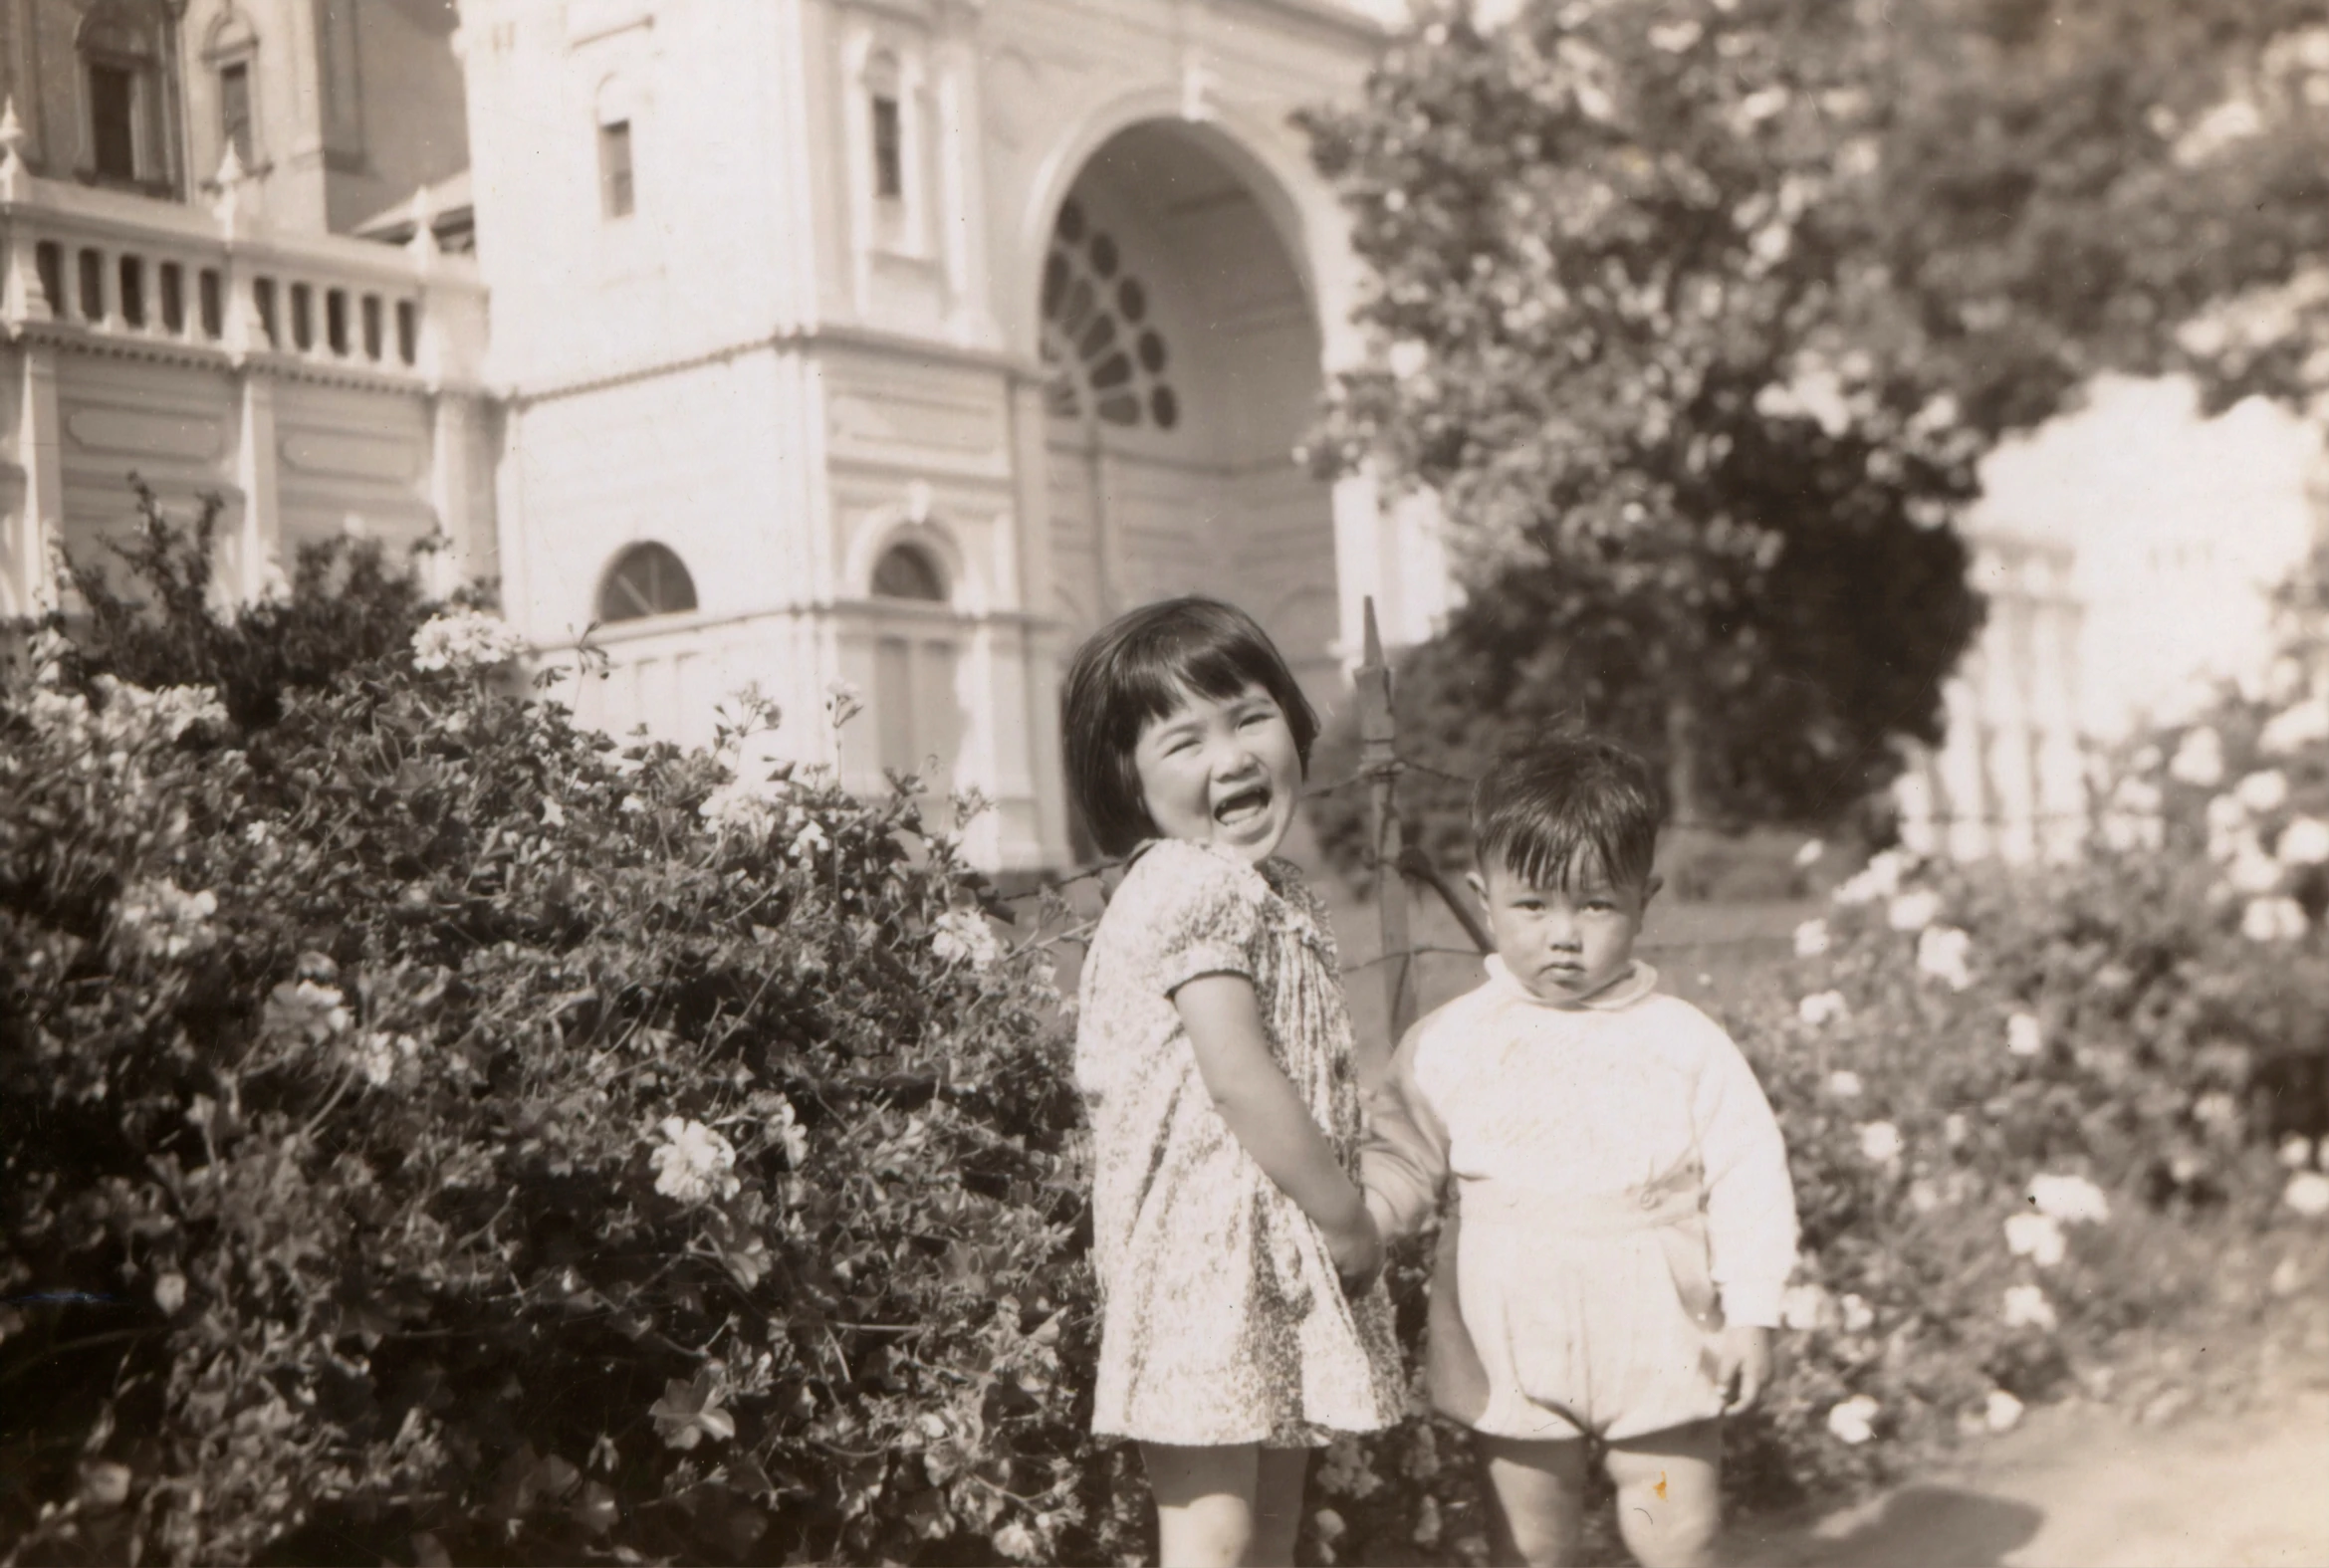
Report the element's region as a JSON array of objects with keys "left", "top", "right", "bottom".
[
  {"left": 1693, "top": 1023, "right": 1799, "bottom": 1328},
  {"left": 1358, "top": 1018, "right": 1451, "bottom": 1243},
  {"left": 1175, "top": 974, "right": 1381, "bottom": 1288}
]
